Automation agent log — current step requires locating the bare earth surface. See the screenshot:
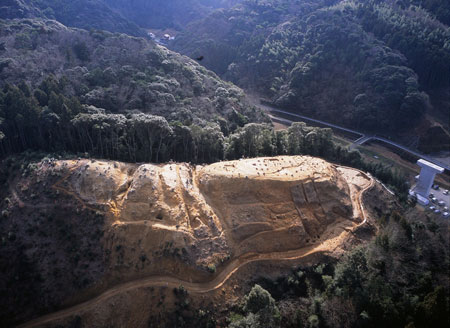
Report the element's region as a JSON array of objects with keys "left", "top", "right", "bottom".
[{"left": 16, "top": 156, "right": 376, "bottom": 327}]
